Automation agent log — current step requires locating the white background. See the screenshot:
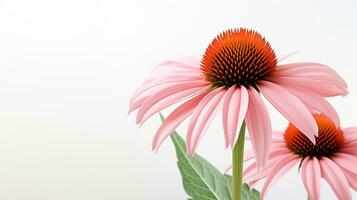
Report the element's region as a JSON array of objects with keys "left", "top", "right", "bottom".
[{"left": 0, "top": 0, "right": 356, "bottom": 199}]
